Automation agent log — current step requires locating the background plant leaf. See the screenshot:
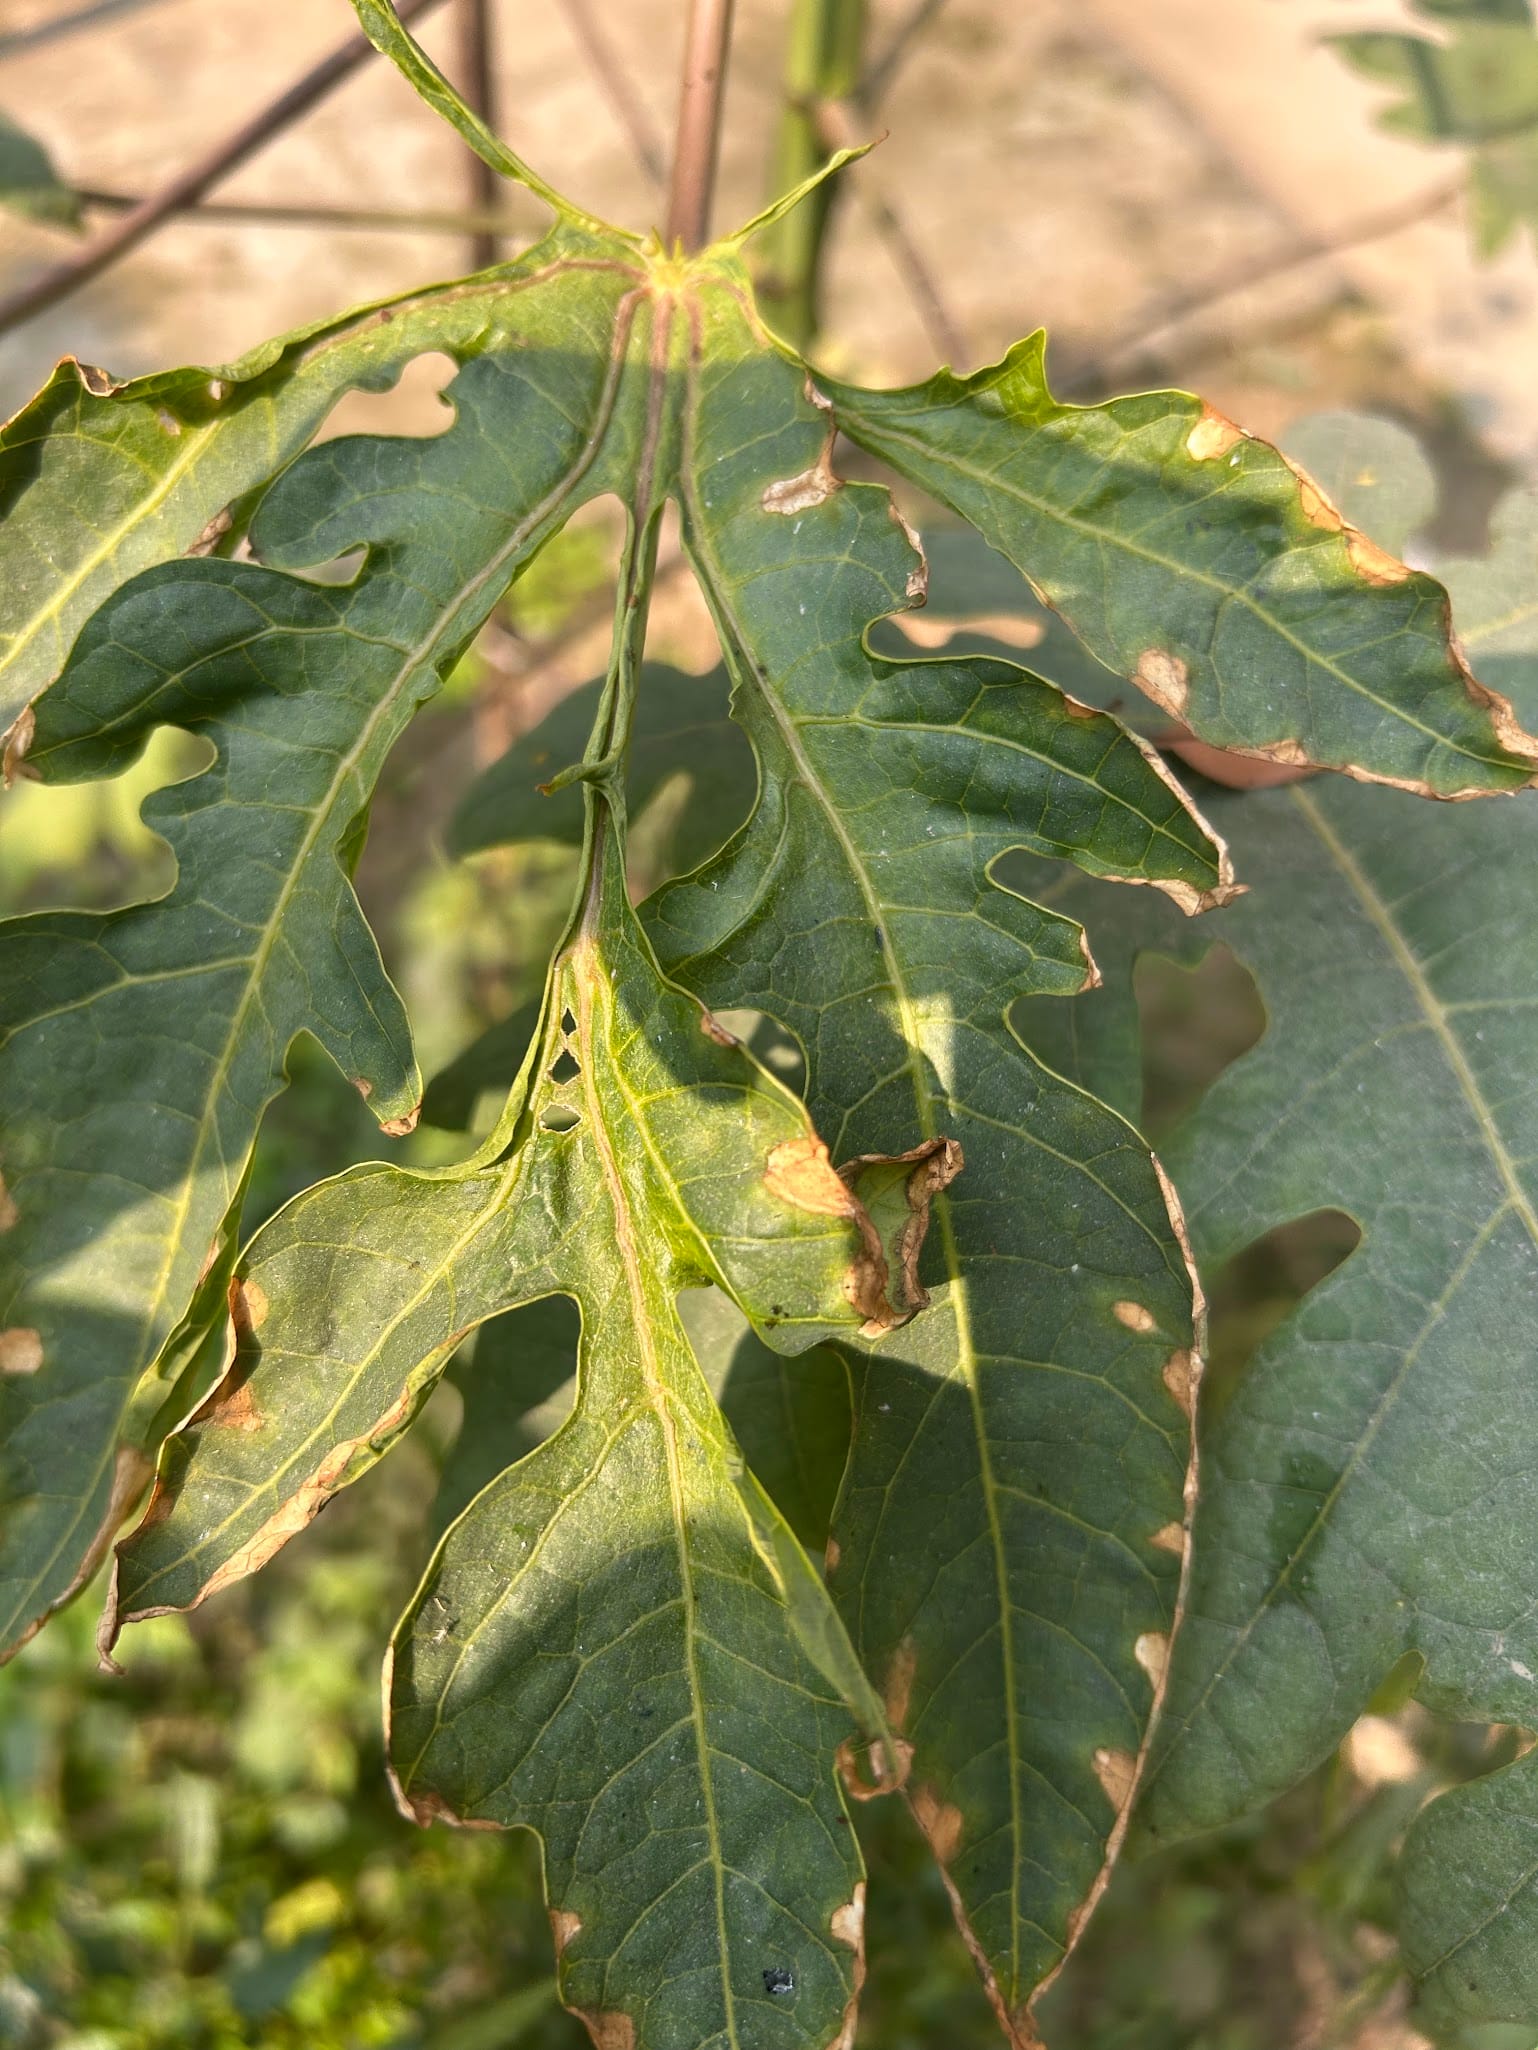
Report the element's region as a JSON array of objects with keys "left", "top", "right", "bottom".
[
  {"left": 0, "top": 111, "right": 80, "bottom": 229},
  {"left": 447, "top": 659, "right": 755, "bottom": 875},
  {"left": 1330, "top": 0, "right": 1538, "bottom": 258}
]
